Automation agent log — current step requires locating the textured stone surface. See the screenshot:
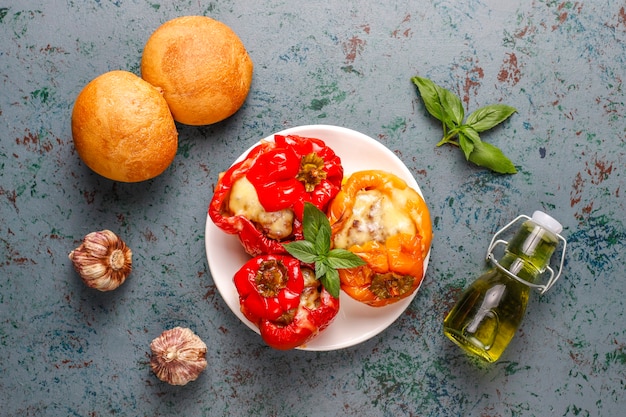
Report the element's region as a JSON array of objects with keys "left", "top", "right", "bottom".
[{"left": 1, "top": 1, "right": 624, "bottom": 416}]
